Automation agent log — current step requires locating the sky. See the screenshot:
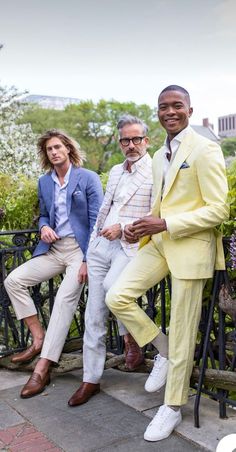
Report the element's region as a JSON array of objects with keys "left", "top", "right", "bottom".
[{"left": 0, "top": 0, "right": 236, "bottom": 132}]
